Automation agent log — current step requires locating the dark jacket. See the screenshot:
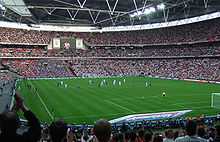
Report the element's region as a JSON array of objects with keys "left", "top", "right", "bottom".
[
  {"left": 214, "top": 136, "right": 220, "bottom": 142},
  {"left": 0, "top": 110, "right": 41, "bottom": 142}
]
